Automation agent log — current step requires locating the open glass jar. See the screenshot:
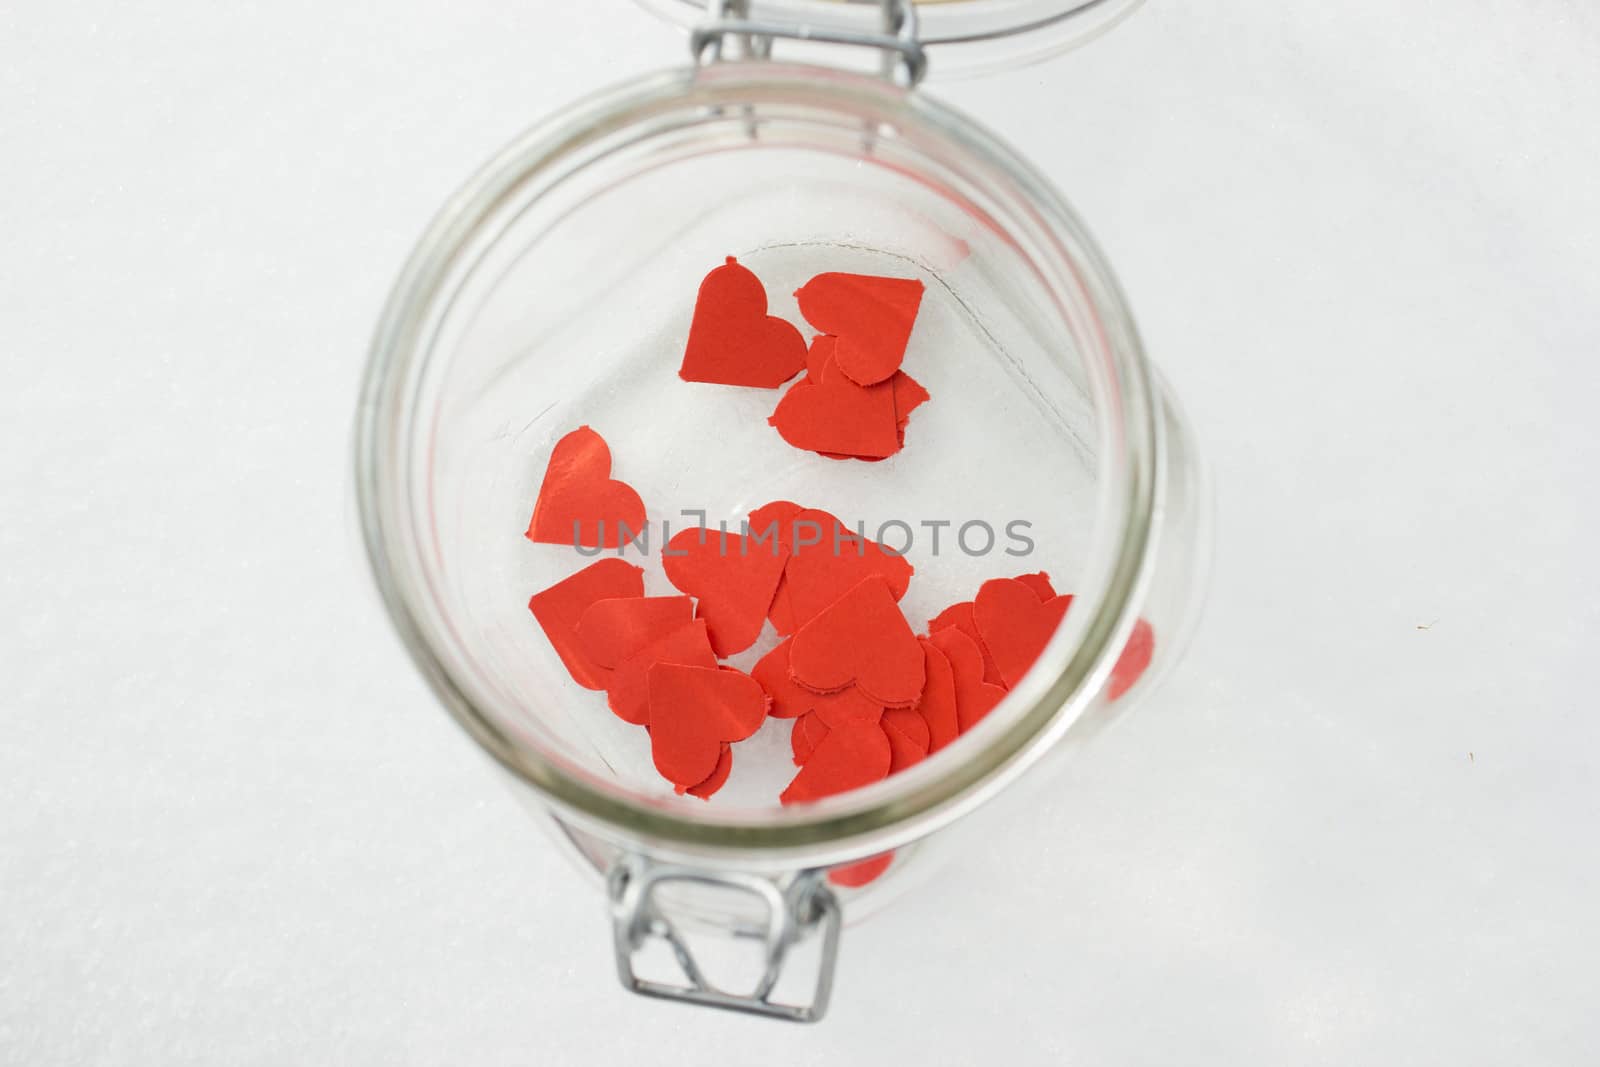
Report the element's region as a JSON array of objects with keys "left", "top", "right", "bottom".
[{"left": 356, "top": 0, "right": 1207, "bottom": 1023}]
